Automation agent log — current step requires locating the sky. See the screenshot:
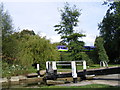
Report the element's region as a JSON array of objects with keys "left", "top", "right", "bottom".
[{"left": 1, "top": 0, "right": 110, "bottom": 46}]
